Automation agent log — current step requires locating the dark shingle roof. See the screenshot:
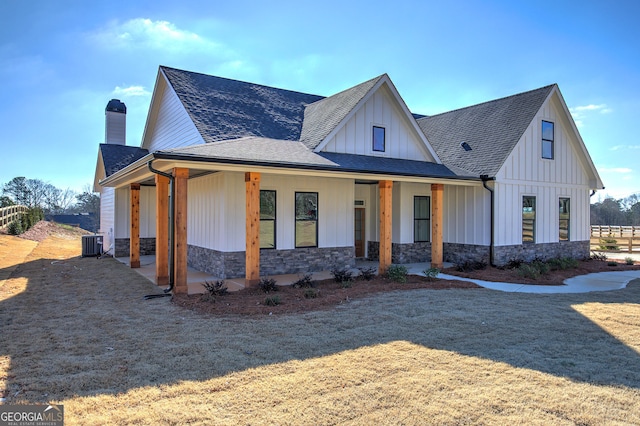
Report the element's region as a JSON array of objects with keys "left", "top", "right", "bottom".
[
  {"left": 161, "top": 66, "right": 325, "bottom": 143},
  {"left": 100, "top": 144, "right": 149, "bottom": 177},
  {"left": 299, "top": 75, "right": 384, "bottom": 149},
  {"left": 417, "top": 84, "right": 555, "bottom": 177},
  {"left": 155, "top": 137, "right": 464, "bottom": 179}
]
